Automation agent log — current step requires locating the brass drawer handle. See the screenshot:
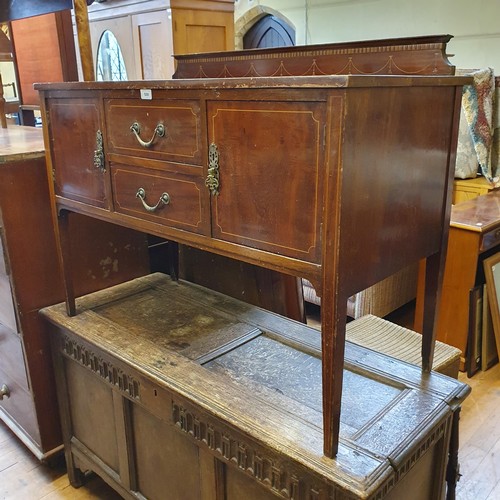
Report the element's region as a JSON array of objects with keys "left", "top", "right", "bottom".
[
  {"left": 136, "top": 187, "right": 170, "bottom": 212},
  {"left": 130, "top": 122, "right": 166, "bottom": 148},
  {"left": 0, "top": 384, "right": 10, "bottom": 400}
]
